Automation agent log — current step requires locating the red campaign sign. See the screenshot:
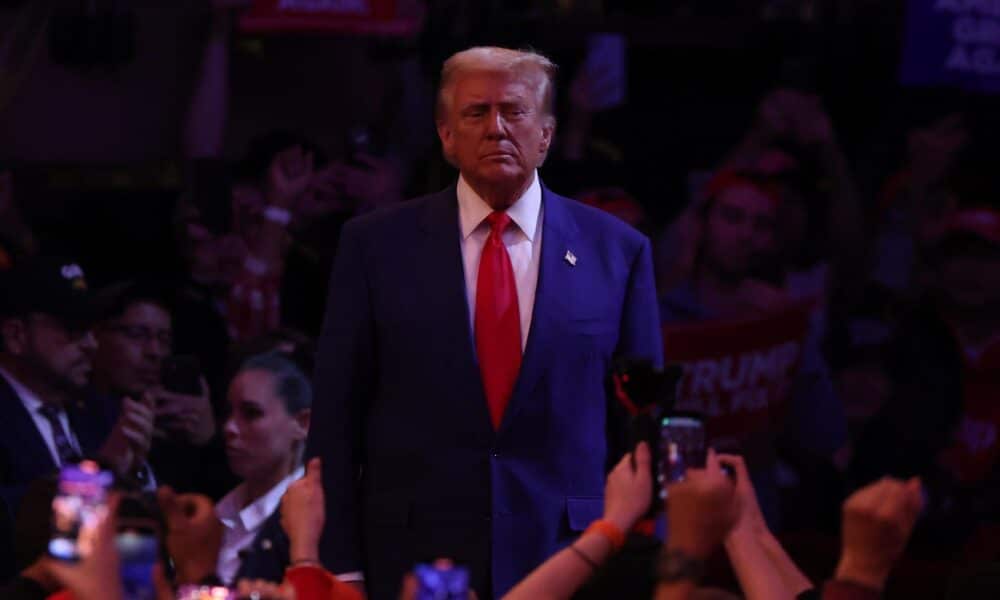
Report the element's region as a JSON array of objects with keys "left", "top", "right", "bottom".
[
  {"left": 938, "top": 339, "right": 1000, "bottom": 484},
  {"left": 662, "top": 303, "right": 813, "bottom": 450},
  {"left": 239, "top": 0, "right": 421, "bottom": 36}
]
